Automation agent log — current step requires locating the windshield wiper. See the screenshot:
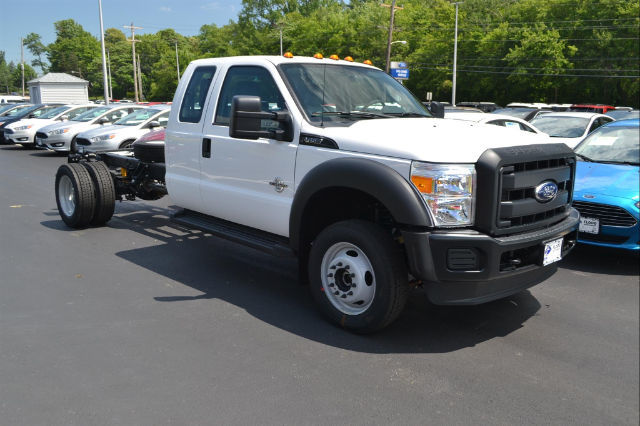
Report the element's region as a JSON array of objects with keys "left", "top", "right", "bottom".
[
  {"left": 311, "top": 111, "right": 390, "bottom": 119},
  {"left": 385, "top": 112, "right": 429, "bottom": 118},
  {"left": 575, "top": 153, "right": 594, "bottom": 162}
]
